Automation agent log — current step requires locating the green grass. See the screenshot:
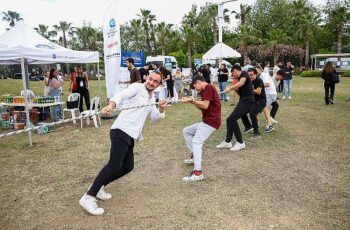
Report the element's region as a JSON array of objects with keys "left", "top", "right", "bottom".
[{"left": 0, "top": 77, "right": 349, "bottom": 229}]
